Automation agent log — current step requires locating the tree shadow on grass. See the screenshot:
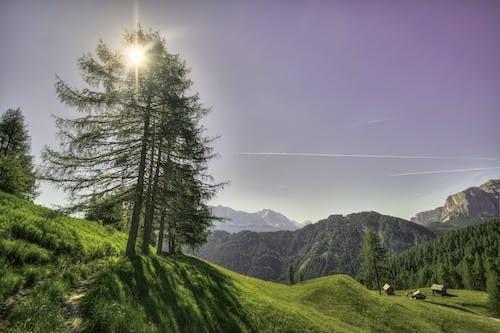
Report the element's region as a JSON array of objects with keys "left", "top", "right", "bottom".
[{"left": 126, "top": 255, "right": 256, "bottom": 332}]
